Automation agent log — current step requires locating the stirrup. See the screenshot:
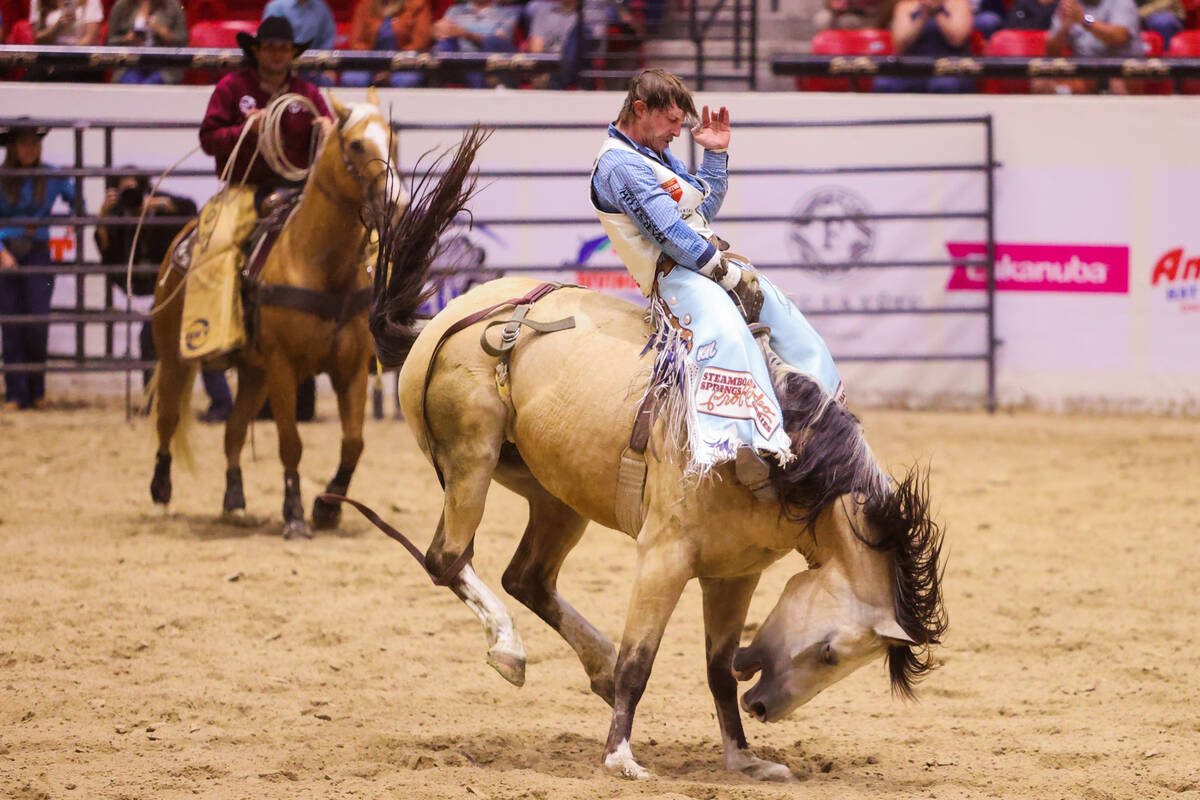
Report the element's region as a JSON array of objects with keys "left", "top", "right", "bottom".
[{"left": 735, "top": 447, "right": 778, "bottom": 503}]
